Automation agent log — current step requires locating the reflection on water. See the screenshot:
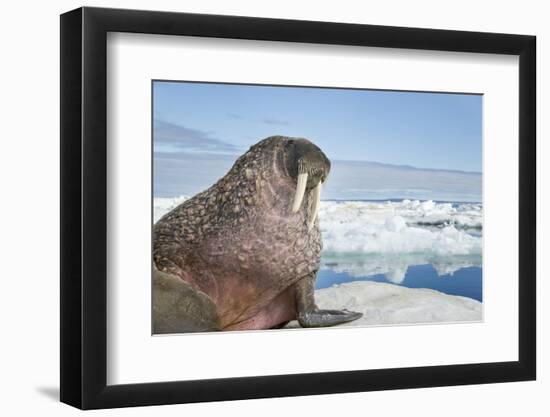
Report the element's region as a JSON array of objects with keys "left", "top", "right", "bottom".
[
  {"left": 317, "top": 255, "right": 483, "bottom": 302},
  {"left": 315, "top": 199, "right": 483, "bottom": 302}
]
